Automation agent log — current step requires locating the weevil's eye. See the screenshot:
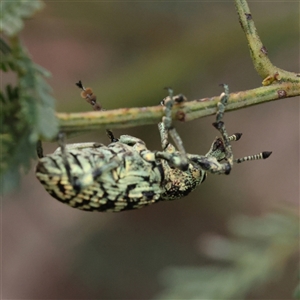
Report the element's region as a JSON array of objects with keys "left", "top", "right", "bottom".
[{"left": 212, "top": 138, "right": 224, "bottom": 152}]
